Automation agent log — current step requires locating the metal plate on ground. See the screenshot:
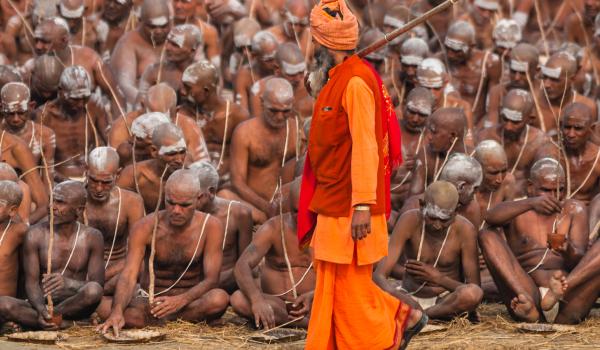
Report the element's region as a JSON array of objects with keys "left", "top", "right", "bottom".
[
  {"left": 6, "top": 331, "right": 67, "bottom": 344},
  {"left": 102, "top": 330, "right": 166, "bottom": 344}
]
